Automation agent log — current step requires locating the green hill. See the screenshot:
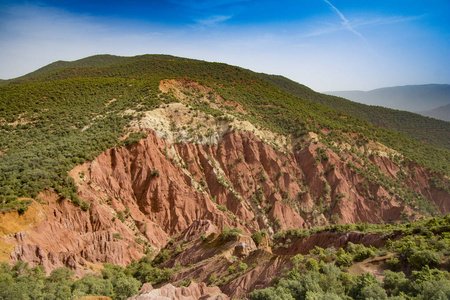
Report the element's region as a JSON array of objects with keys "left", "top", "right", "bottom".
[
  {"left": 0, "top": 54, "right": 449, "bottom": 212},
  {"left": 258, "top": 74, "right": 450, "bottom": 150}
]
